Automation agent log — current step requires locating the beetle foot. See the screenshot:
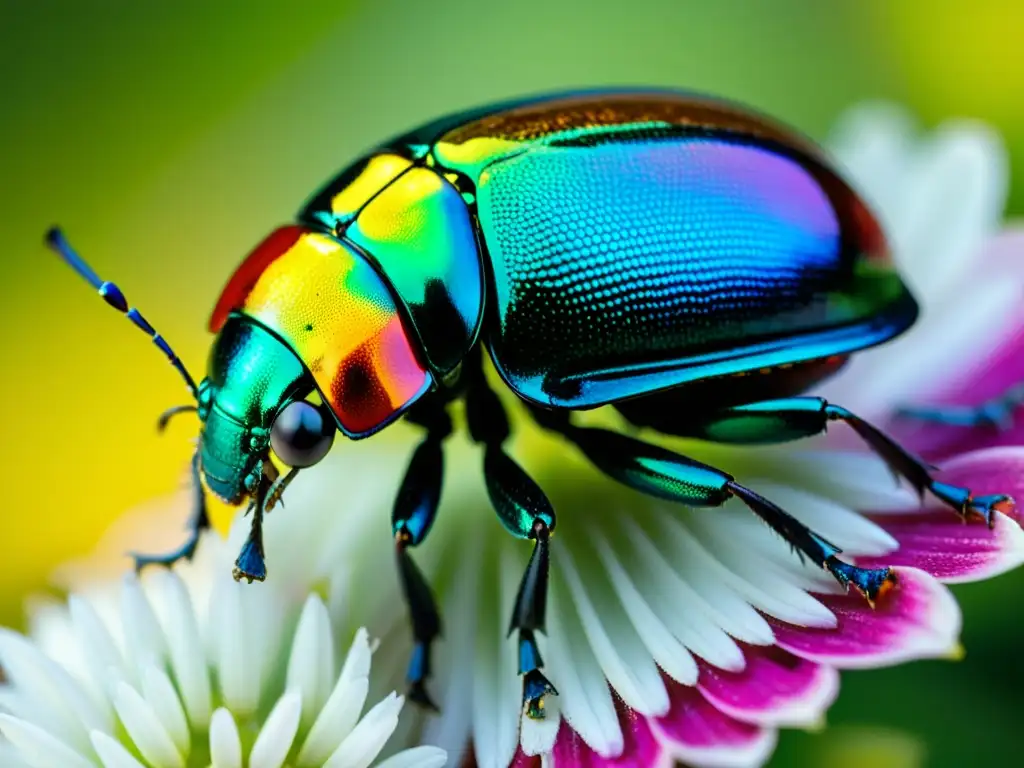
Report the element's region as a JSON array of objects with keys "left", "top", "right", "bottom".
[
  {"left": 930, "top": 482, "right": 1015, "bottom": 529},
  {"left": 232, "top": 538, "right": 266, "bottom": 583},
  {"left": 825, "top": 558, "right": 897, "bottom": 608},
  {"left": 522, "top": 669, "right": 558, "bottom": 720},
  {"left": 406, "top": 679, "right": 440, "bottom": 713}
]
